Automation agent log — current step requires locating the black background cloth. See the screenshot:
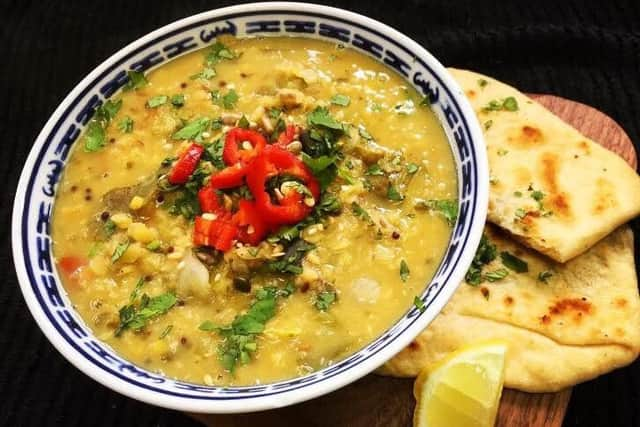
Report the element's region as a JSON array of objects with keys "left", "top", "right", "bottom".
[{"left": 2, "top": 0, "right": 640, "bottom": 425}]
